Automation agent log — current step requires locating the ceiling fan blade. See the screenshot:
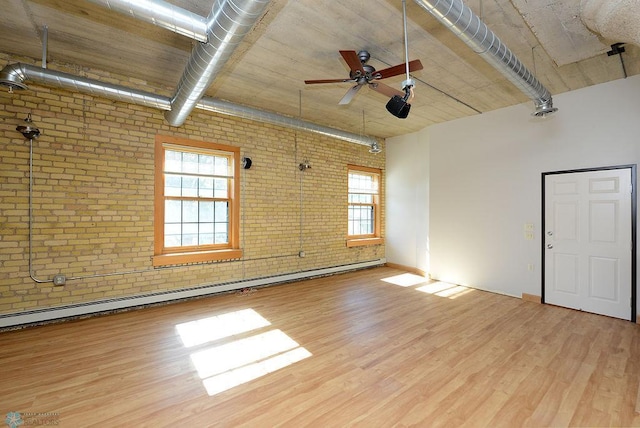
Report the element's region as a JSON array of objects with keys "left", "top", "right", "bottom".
[
  {"left": 339, "top": 84, "right": 363, "bottom": 105},
  {"left": 304, "top": 78, "right": 354, "bottom": 84},
  {"left": 339, "top": 50, "right": 365, "bottom": 75},
  {"left": 369, "top": 82, "right": 404, "bottom": 98},
  {"left": 373, "top": 59, "right": 424, "bottom": 80}
]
